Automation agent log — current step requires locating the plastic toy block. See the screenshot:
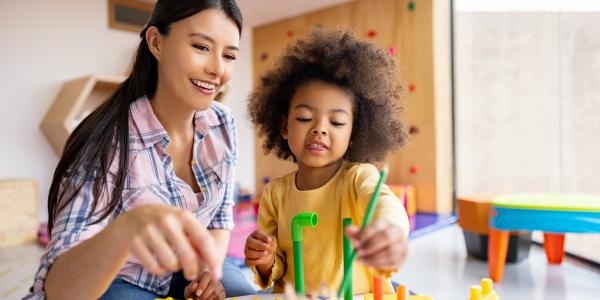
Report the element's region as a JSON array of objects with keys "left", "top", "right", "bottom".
[
  {"left": 408, "top": 295, "right": 432, "bottom": 300},
  {"left": 389, "top": 184, "right": 416, "bottom": 217},
  {"left": 396, "top": 285, "right": 407, "bottom": 300},
  {"left": 367, "top": 30, "right": 377, "bottom": 38},
  {"left": 408, "top": 83, "right": 416, "bottom": 92},
  {"left": 364, "top": 293, "right": 395, "bottom": 300},
  {"left": 373, "top": 276, "right": 383, "bottom": 300},
  {"left": 468, "top": 278, "right": 498, "bottom": 300}
]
